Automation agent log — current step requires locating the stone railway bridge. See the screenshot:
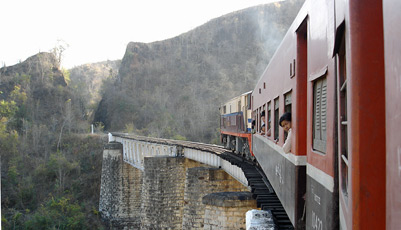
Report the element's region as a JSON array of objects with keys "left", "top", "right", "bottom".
[{"left": 99, "top": 133, "right": 291, "bottom": 229}]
